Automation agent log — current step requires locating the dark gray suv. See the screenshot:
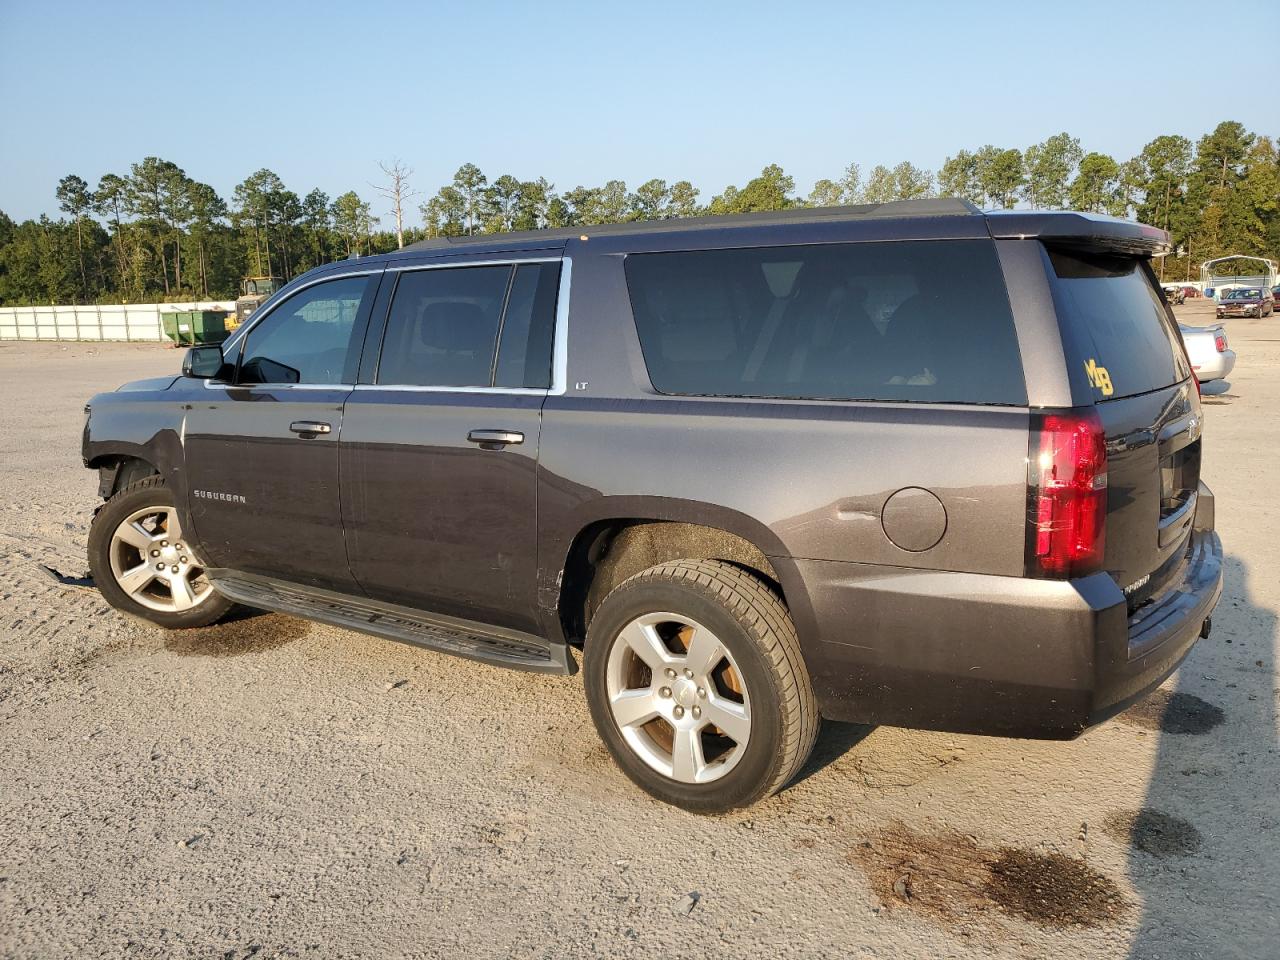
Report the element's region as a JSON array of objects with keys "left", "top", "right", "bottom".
[{"left": 82, "top": 199, "right": 1223, "bottom": 812}]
